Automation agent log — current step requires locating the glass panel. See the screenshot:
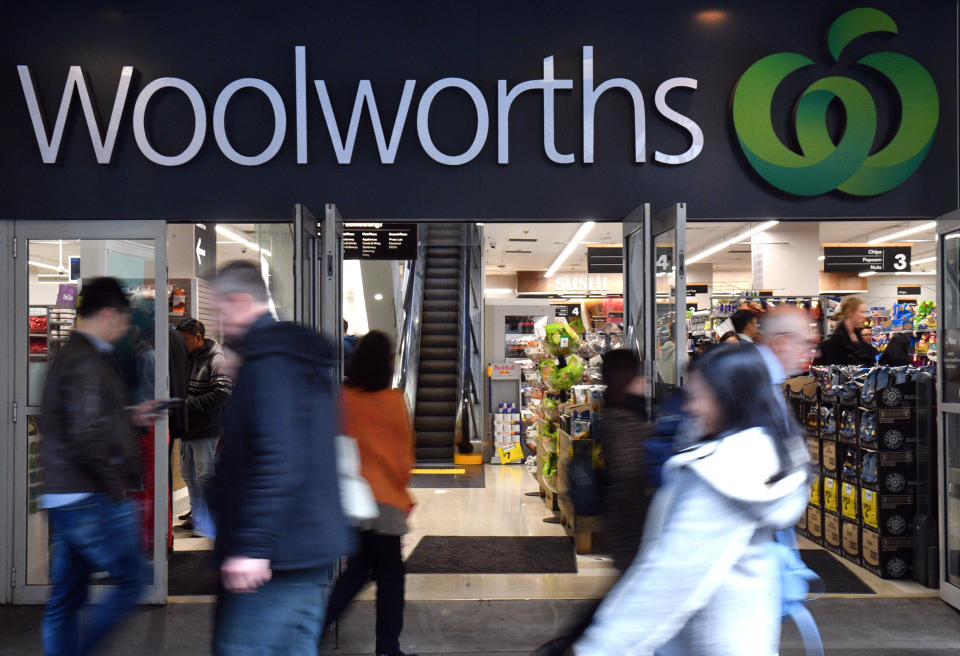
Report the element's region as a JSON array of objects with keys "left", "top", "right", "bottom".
[
  {"left": 654, "top": 228, "right": 679, "bottom": 396},
  {"left": 625, "top": 230, "right": 645, "bottom": 359},
  {"left": 254, "top": 224, "right": 295, "bottom": 322},
  {"left": 946, "top": 412, "right": 960, "bottom": 587},
  {"left": 942, "top": 231, "right": 960, "bottom": 404},
  {"left": 25, "top": 238, "right": 158, "bottom": 585},
  {"left": 505, "top": 315, "right": 541, "bottom": 360}
]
